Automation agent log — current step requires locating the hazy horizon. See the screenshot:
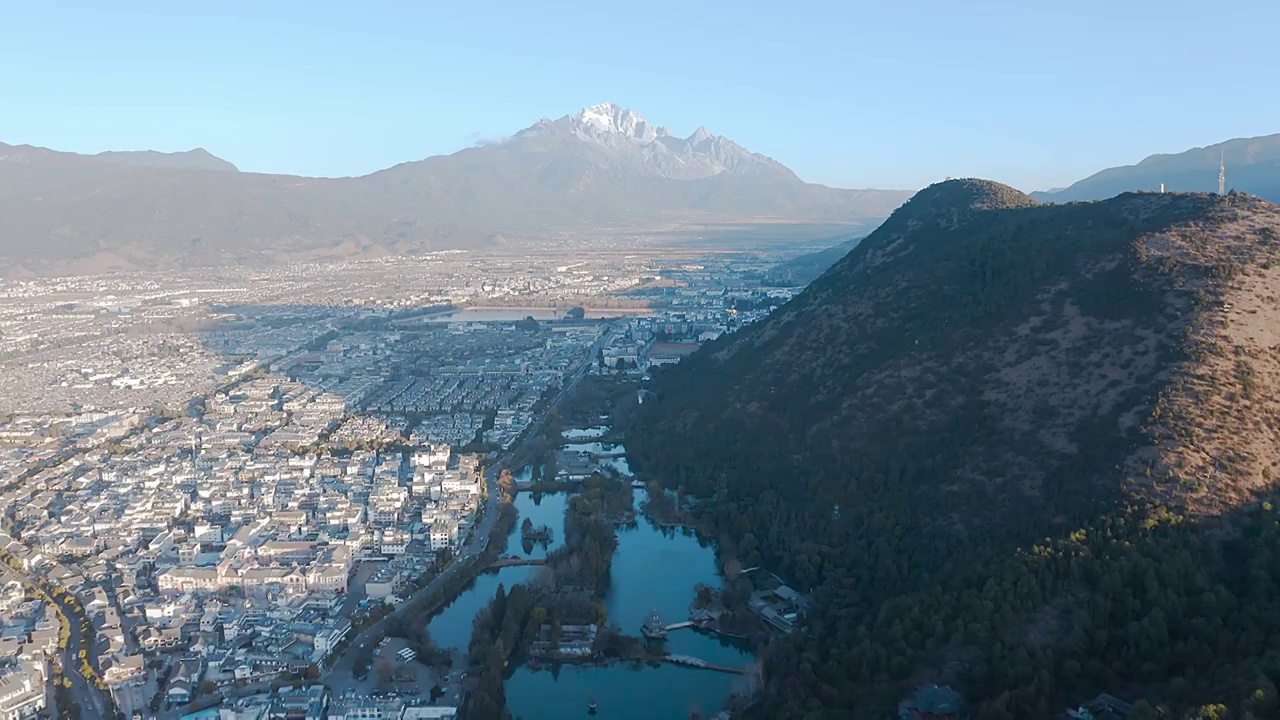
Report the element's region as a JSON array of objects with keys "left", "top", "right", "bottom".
[{"left": 5, "top": 1, "right": 1280, "bottom": 192}]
